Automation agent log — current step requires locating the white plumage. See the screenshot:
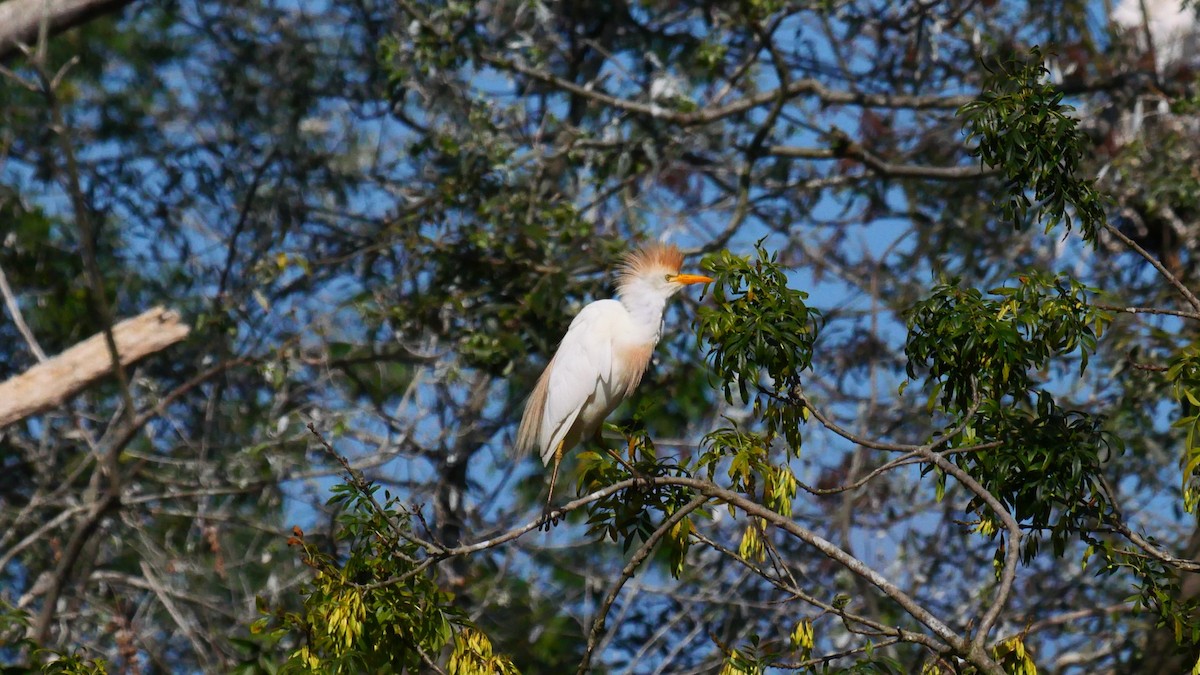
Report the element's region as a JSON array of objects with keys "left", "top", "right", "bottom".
[
  {"left": 515, "top": 242, "right": 712, "bottom": 521},
  {"left": 529, "top": 300, "right": 641, "bottom": 466},
  {"left": 1112, "top": 0, "right": 1198, "bottom": 74}
]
